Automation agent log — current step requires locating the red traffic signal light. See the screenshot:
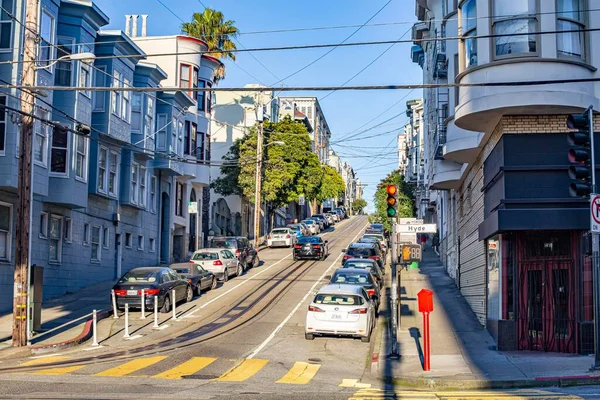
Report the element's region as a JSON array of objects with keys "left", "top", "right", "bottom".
[{"left": 386, "top": 185, "right": 397, "bottom": 195}]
